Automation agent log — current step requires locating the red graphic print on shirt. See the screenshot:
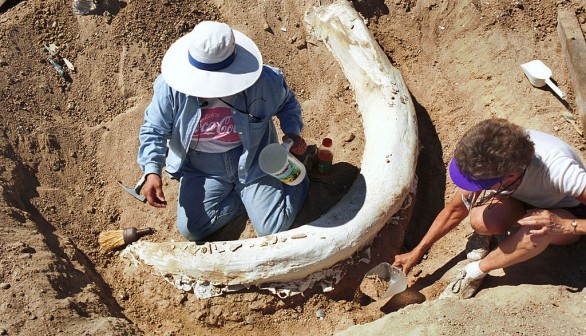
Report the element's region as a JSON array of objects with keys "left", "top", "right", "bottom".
[{"left": 192, "top": 107, "right": 239, "bottom": 143}]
